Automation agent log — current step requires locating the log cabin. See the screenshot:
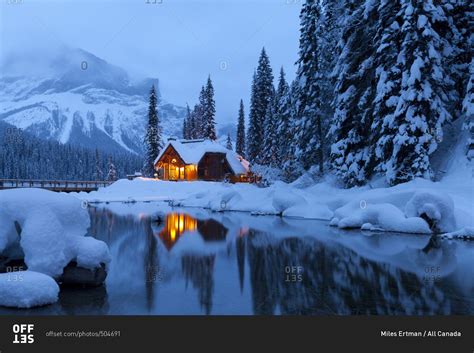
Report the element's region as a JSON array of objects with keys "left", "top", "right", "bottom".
[{"left": 153, "top": 138, "right": 251, "bottom": 182}]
